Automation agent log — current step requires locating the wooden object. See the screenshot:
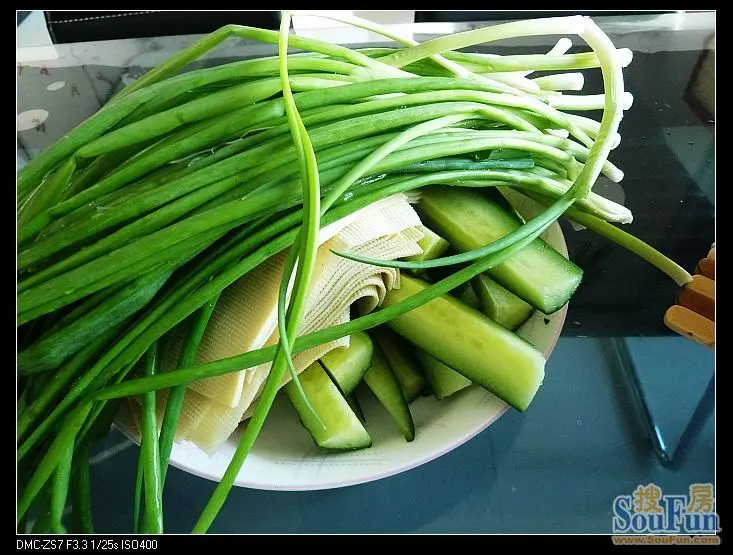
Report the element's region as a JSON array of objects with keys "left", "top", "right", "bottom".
[{"left": 664, "top": 246, "right": 715, "bottom": 348}]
